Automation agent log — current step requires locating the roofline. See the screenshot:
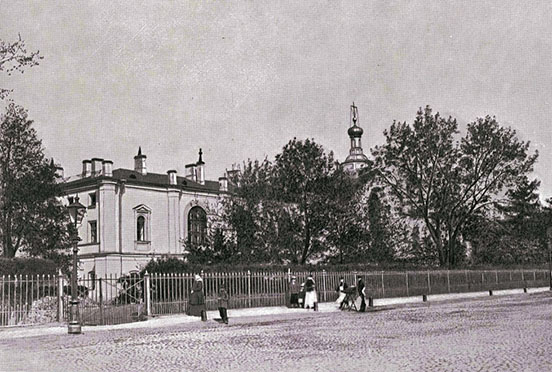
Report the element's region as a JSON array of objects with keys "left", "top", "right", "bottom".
[{"left": 60, "top": 175, "right": 227, "bottom": 195}]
